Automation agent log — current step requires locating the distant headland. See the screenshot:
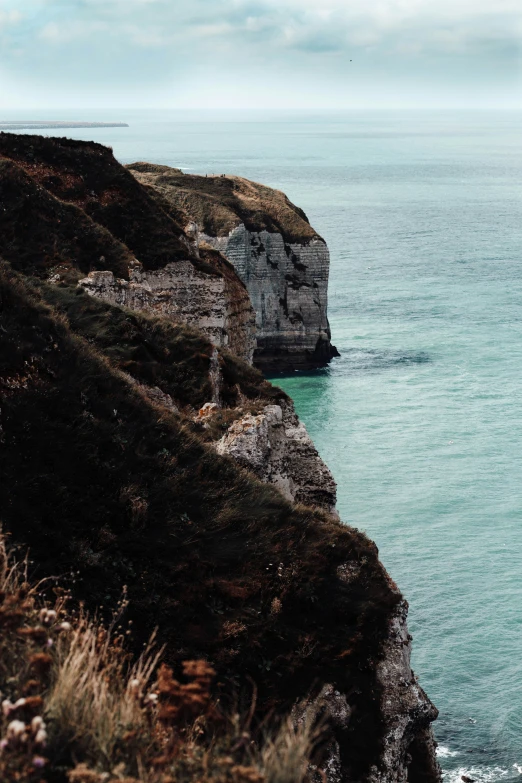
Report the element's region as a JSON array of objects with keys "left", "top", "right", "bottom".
[{"left": 0, "top": 121, "right": 128, "bottom": 130}]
